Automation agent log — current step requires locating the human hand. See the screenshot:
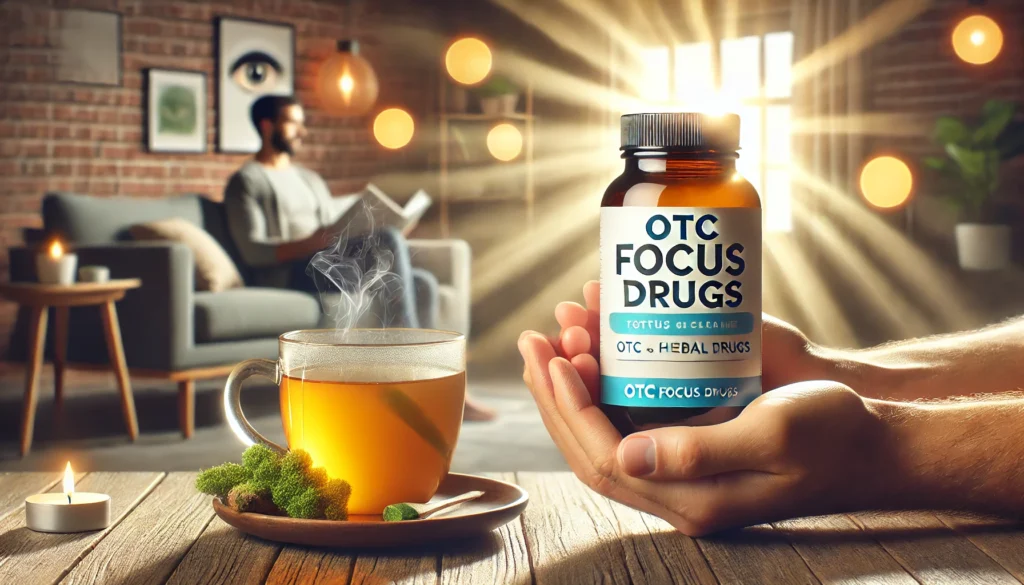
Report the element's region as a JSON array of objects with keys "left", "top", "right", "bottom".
[
  {"left": 553, "top": 280, "right": 831, "bottom": 393},
  {"left": 517, "top": 333, "right": 894, "bottom": 535}
]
